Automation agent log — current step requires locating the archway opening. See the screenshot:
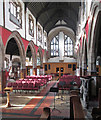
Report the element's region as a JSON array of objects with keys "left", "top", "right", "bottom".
[
  {"left": 5, "top": 38, "right": 21, "bottom": 80},
  {"left": 0, "top": 41, "right": 4, "bottom": 92},
  {"left": 84, "top": 41, "right": 88, "bottom": 75},
  {"left": 96, "top": 25, "right": 101, "bottom": 75},
  {"left": 37, "top": 50, "right": 42, "bottom": 75},
  {"left": 94, "top": 12, "right": 101, "bottom": 76},
  {"left": 26, "top": 46, "right": 33, "bottom": 76}
]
